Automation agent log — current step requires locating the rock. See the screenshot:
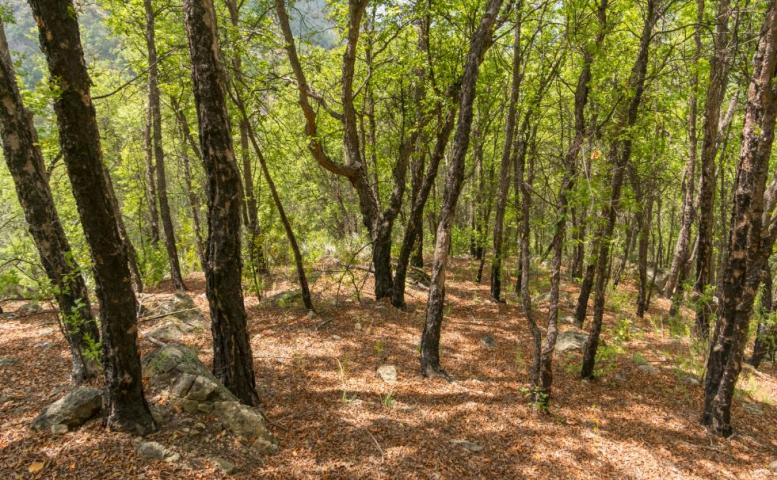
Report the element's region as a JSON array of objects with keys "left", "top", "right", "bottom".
[
  {"left": 17, "top": 302, "right": 42, "bottom": 316},
  {"left": 51, "top": 424, "right": 68, "bottom": 435},
  {"left": 210, "top": 456, "right": 237, "bottom": 475},
  {"left": 377, "top": 365, "right": 397, "bottom": 383},
  {"left": 561, "top": 316, "right": 576, "bottom": 325},
  {"left": 769, "top": 460, "right": 777, "bottom": 470},
  {"left": 143, "top": 344, "right": 234, "bottom": 403},
  {"left": 165, "top": 452, "right": 181, "bottom": 463},
  {"left": 137, "top": 440, "right": 168, "bottom": 460},
  {"left": 139, "top": 293, "right": 204, "bottom": 342},
  {"left": 637, "top": 364, "right": 659, "bottom": 375},
  {"left": 450, "top": 439, "right": 484, "bottom": 452},
  {"left": 682, "top": 375, "right": 700, "bottom": 386},
  {"left": 743, "top": 402, "right": 764, "bottom": 416},
  {"left": 31, "top": 386, "right": 102, "bottom": 431},
  {"left": 480, "top": 335, "right": 496, "bottom": 349},
  {"left": 212, "top": 401, "right": 276, "bottom": 453},
  {"left": 555, "top": 330, "right": 588, "bottom": 354},
  {"left": 264, "top": 290, "right": 302, "bottom": 308},
  {"left": 306, "top": 310, "right": 317, "bottom": 320},
  {"left": 0, "top": 357, "right": 18, "bottom": 366},
  {"left": 408, "top": 267, "right": 431, "bottom": 287}
]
